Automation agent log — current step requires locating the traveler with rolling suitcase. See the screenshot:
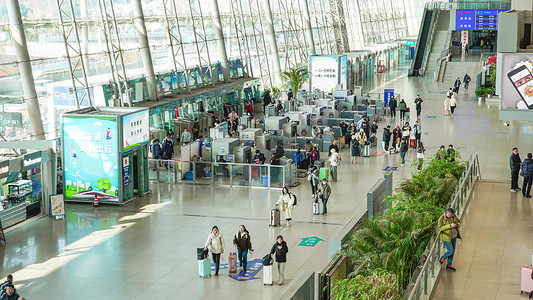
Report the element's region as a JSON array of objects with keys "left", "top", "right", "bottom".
[
  {"left": 270, "top": 235, "right": 289, "bottom": 285},
  {"left": 276, "top": 187, "right": 296, "bottom": 226},
  {"left": 204, "top": 226, "right": 225, "bottom": 276},
  {"left": 233, "top": 225, "right": 253, "bottom": 272},
  {"left": 350, "top": 136, "right": 360, "bottom": 164},
  {"left": 318, "top": 179, "right": 331, "bottom": 214}
]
